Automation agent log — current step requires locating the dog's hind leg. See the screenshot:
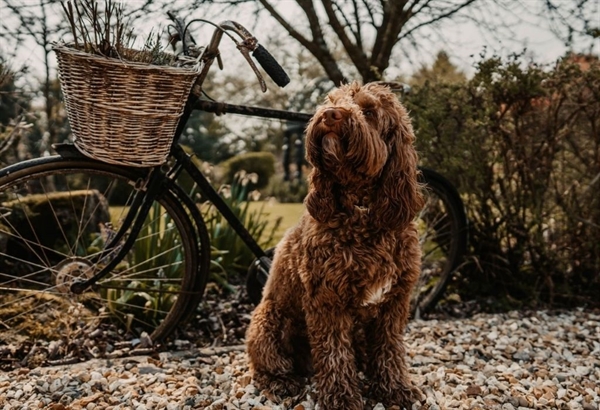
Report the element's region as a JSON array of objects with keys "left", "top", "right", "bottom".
[{"left": 246, "top": 299, "right": 304, "bottom": 399}]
